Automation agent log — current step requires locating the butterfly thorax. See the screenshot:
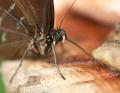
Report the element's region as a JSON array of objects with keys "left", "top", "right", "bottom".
[{"left": 28, "top": 29, "right": 67, "bottom": 56}]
